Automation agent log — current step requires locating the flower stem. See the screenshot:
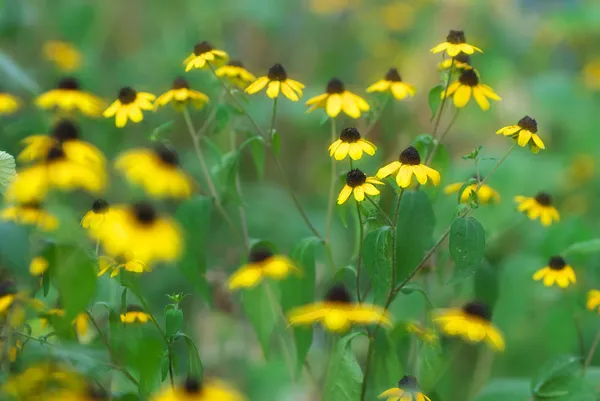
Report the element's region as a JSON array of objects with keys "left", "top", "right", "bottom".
[
  {"left": 326, "top": 118, "right": 338, "bottom": 261},
  {"left": 432, "top": 58, "right": 455, "bottom": 138},
  {"left": 365, "top": 196, "right": 393, "bottom": 227},
  {"left": 269, "top": 97, "right": 278, "bottom": 139},
  {"left": 355, "top": 200, "right": 364, "bottom": 303},
  {"left": 364, "top": 94, "right": 391, "bottom": 137},
  {"left": 584, "top": 328, "right": 600, "bottom": 371},
  {"left": 476, "top": 143, "right": 517, "bottom": 191},
  {"left": 426, "top": 107, "right": 460, "bottom": 166}
]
